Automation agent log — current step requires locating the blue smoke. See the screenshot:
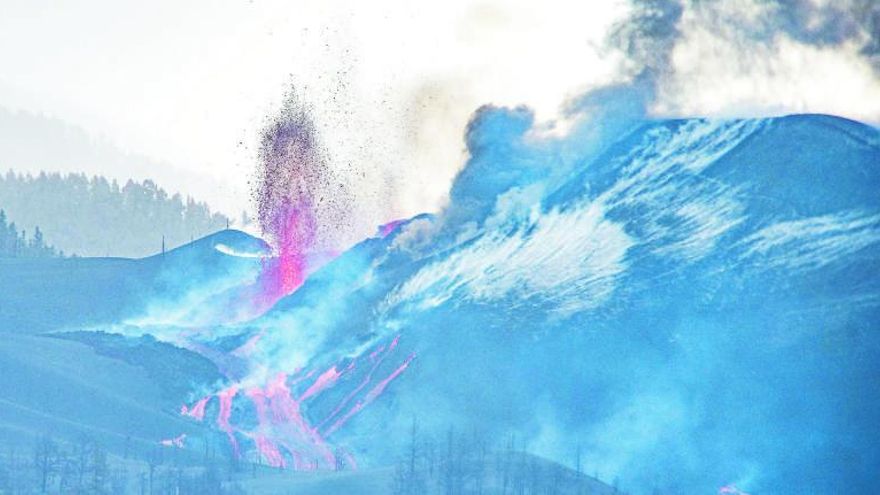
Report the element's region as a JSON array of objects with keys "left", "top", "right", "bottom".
[
  {"left": 117, "top": 82, "right": 880, "bottom": 494},
  {"left": 289, "top": 85, "right": 880, "bottom": 493}
]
